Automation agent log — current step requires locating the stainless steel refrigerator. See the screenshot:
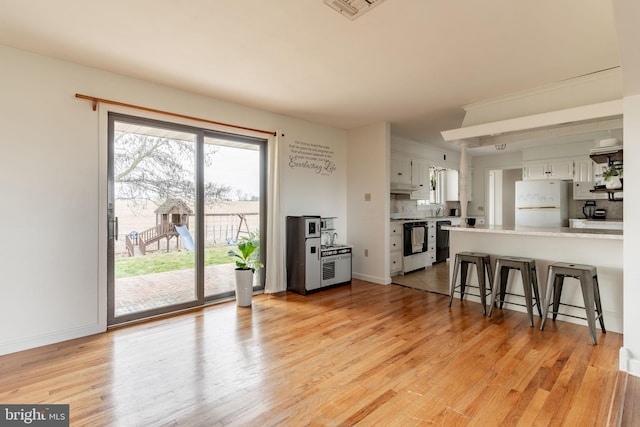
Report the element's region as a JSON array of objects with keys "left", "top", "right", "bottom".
[
  {"left": 515, "top": 180, "right": 570, "bottom": 227},
  {"left": 286, "top": 216, "right": 322, "bottom": 294}
]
